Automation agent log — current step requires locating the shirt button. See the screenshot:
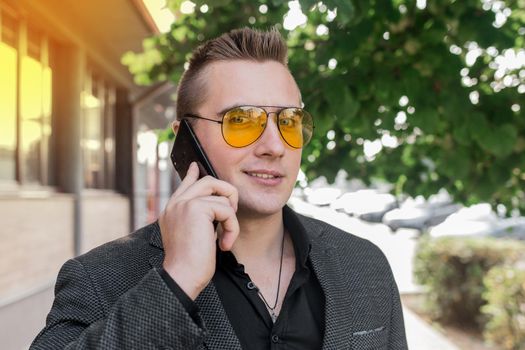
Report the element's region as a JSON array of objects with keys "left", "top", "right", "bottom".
[
  {"left": 271, "top": 334, "right": 279, "bottom": 343},
  {"left": 246, "top": 281, "right": 257, "bottom": 290}
]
